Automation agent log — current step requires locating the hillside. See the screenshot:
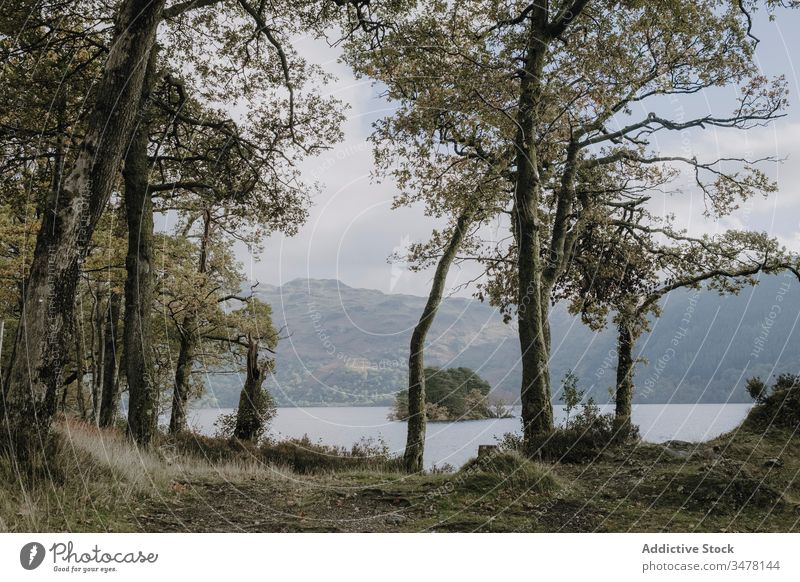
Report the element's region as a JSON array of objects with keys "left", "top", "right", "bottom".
[{"left": 200, "top": 274, "right": 800, "bottom": 407}]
